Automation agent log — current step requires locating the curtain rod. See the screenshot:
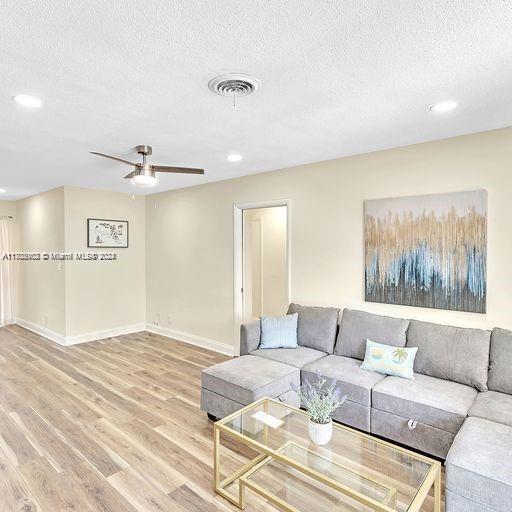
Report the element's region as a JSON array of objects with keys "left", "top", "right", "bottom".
[{"left": 0, "top": 215, "right": 13, "bottom": 219}]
